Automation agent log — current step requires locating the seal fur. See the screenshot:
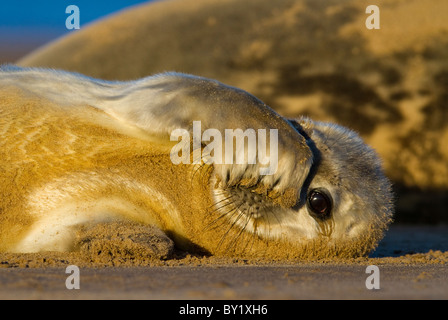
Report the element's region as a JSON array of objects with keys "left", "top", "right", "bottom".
[{"left": 0, "top": 66, "right": 393, "bottom": 259}]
